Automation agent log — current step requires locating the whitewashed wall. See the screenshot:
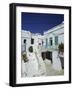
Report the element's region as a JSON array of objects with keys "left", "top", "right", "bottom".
[
  {"left": 43, "top": 22, "right": 64, "bottom": 49},
  {"left": 21, "top": 31, "right": 43, "bottom": 53},
  {"left": 21, "top": 22, "right": 64, "bottom": 71},
  {"left": 21, "top": 22, "right": 64, "bottom": 53},
  {"left": 42, "top": 22, "right": 64, "bottom": 70},
  {"left": 32, "top": 34, "right": 43, "bottom": 53},
  {"left": 21, "top": 30, "right": 31, "bottom": 52}
]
